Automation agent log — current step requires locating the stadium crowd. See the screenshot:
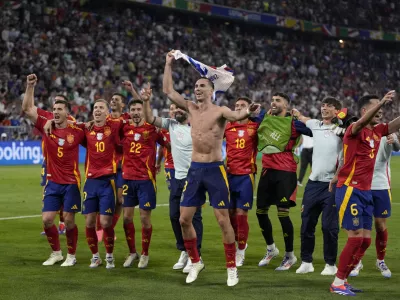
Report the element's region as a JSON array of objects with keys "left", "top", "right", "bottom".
[
  {"left": 204, "top": 0, "right": 400, "bottom": 32},
  {"left": 0, "top": 0, "right": 399, "bottom": 139}
]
